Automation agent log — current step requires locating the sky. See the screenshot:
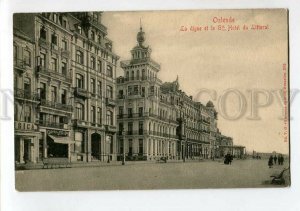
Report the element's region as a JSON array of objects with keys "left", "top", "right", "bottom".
[{"left": 102, "top": 9, "right": 289, "bottom": 154}]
